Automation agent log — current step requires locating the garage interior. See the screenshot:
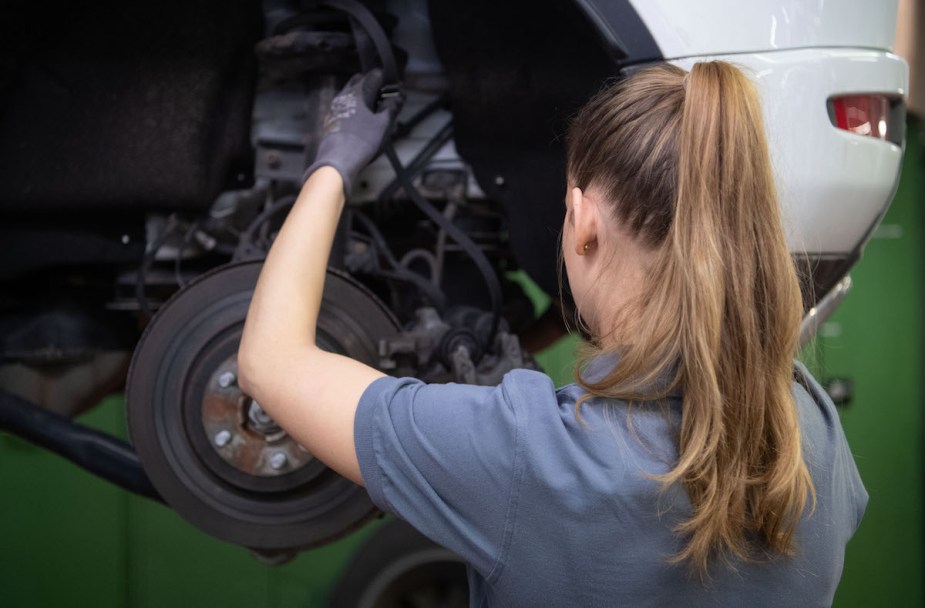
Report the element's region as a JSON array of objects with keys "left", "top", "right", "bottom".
[{"left": 0, "top": 1, "right": 923, "bottom": 607}]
